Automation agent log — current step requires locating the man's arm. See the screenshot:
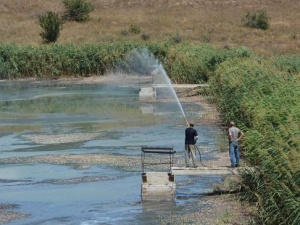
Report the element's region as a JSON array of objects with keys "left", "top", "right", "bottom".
[
  {"left": 238, "top": 131, "right": 244, "bottom": 141},
  {"left": 194, "top": 130, "right": 198, "bottom": 143}
]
